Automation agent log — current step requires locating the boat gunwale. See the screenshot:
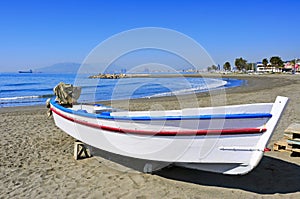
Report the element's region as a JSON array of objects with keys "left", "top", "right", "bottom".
[
  {"left": 50, "top": 98, "right": 272, "bottom": 121},
  {"left": 50, "top": 106, "right": 267, "bottom": 136}
]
